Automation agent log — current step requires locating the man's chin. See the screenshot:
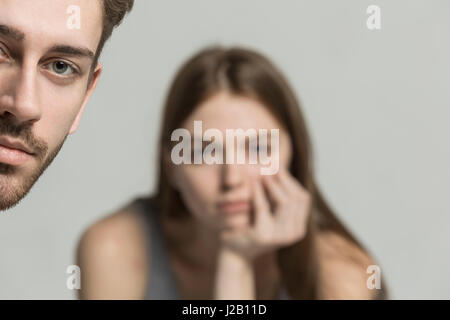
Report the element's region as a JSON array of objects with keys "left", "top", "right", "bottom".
[
  {"left": 0, "top": 153, "right": 50, "bottom": 211},
  {"left": 0, "top": 137, "right": 67, "bottom": 212},
  {"left": 0, "top": 171, "right": 35, "bottom": 211}
]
